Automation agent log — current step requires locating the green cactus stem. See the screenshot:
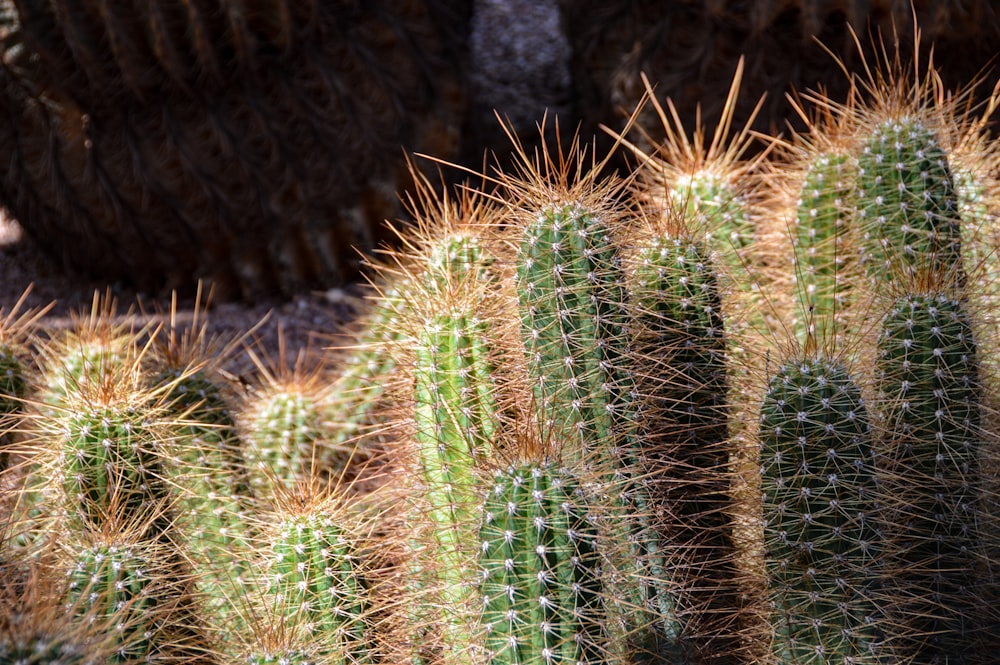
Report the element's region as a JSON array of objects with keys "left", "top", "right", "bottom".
[
  {"left": 57, "top": 399, "right": 170, "bottom": 534},
  {"left": 408, "top": 302, "right": 498, "bottom": 661},
  {"left": 66, "top": 542, "right": 174, "bottom": 664},
  {"left": 478, "top": 462, "right": 607, "bottom": 665},
  {"left": 873, "top": 291, "right": 986, "bottom": 663},
  {"left": 270, "top": 512, "right": 376, "bottom": 663},
  {"left": 793, "top": 151, "right": 857, "bottom": 345},
  {"left": 245, "top": 387, "right": 325, "bottom": 497},
  {"left": 515, "top": 200, "right": 629, "bottom": 457},
  {"left": 856, "top": 117, "right": 962, "bottom": 283},
  {"left": 626, "top": 234, "right": 740, "bottom": 662},
  {"left": 759, "top": 356, "right": 884, "bottom": 664}
]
